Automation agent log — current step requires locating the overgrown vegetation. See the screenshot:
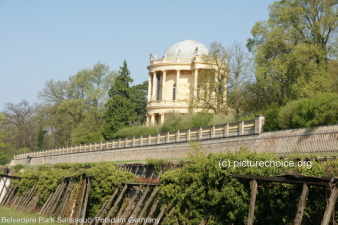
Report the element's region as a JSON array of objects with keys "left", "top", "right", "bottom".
[
  {"left": 264, "top": 93, "right": 338, "bottom": 131},
  {"left": 12, "top": 162, "right": 135, "bottom": 217},
  {"left": 159, "top": 148, "right": 338, "bottom": 224}
]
